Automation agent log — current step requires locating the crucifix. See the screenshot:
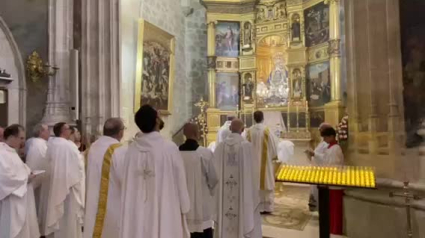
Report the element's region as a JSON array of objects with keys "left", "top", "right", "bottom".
[
  {"left": 141, "top": 164, "right": 155, "bottom": 202},
  {"left": 389, "top": 181, "right": 422, "bottom": 238}
]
